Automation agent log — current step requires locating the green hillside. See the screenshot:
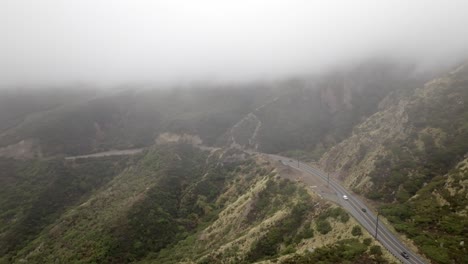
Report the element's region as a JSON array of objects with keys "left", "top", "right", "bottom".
[
  {"left": 0, "top": 144, "right": 394, "bottom": 263},
  {"left": 320, "top": 64, "right": 468, "bottom": 263},
  {"left": 1, "top": 61, "right": 464, "bottom": 263}
]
